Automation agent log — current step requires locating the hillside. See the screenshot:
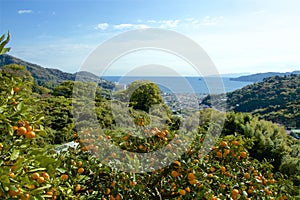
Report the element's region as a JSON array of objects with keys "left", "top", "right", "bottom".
[
  {"left": 230, "top": 71, "right": 300, "bottom": 82},
  {"left": 0, "top": 54, "right": 114, "bottom": 89},
  {"left": 202, "top": 74, "right": 300, "bottom": 128}
]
